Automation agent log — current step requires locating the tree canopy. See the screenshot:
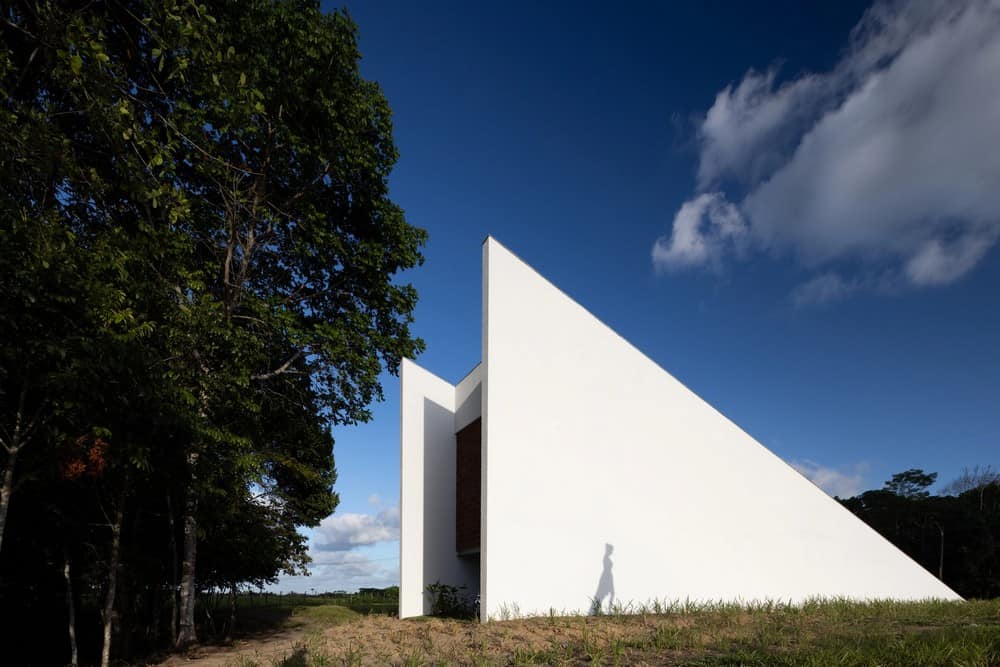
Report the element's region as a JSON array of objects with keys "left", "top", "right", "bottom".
[
  {"left": 0, "top": 1, "right": 424, "bottom": 663},
  {"left": 884, "top": 468, "right": 938, "bottom": 499},
  {"left": 841, "top": 468, "right": 1000, "bottom": 599}
]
